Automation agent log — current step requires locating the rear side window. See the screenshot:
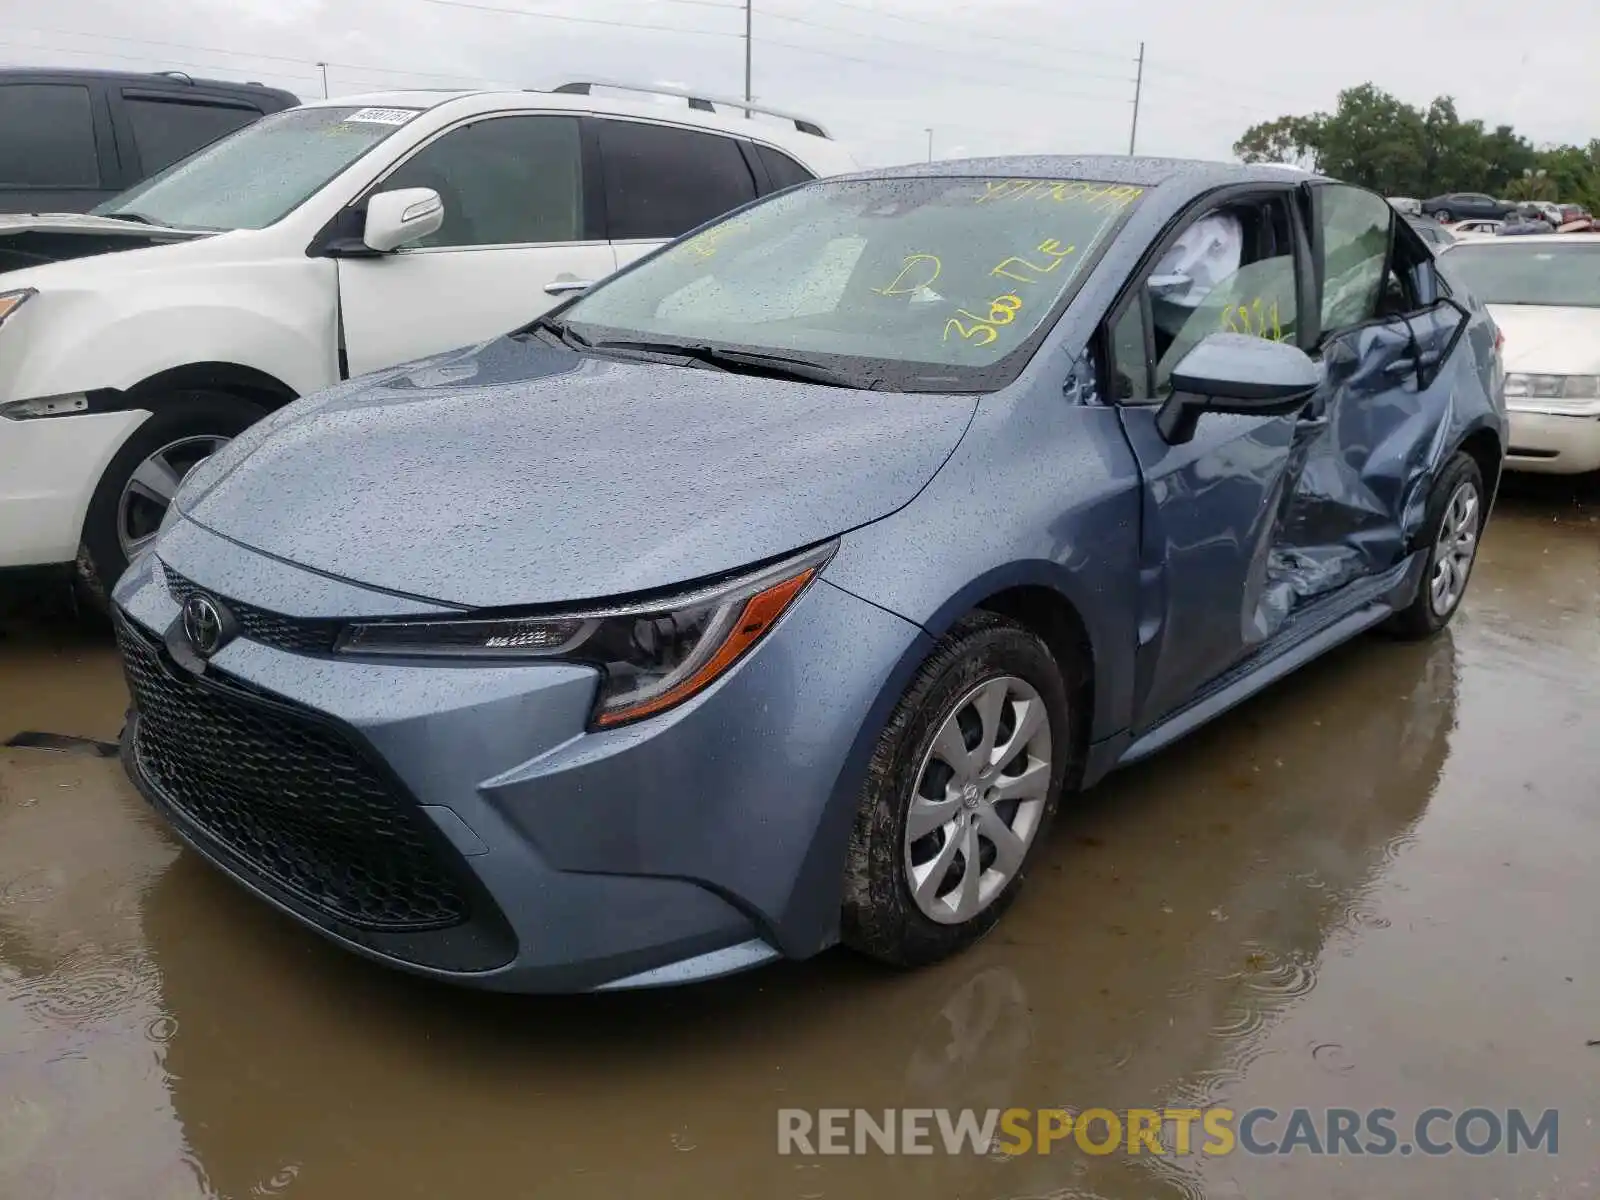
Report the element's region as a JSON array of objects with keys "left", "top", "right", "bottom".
[
  {"left": 0, "top": 84, "right": 100, "bottom": 187},
  {"left": 125, "top": 97, "right": 260, "bottom": 174},
  {"left": 597, "top": 120, "right": 758, "bottom": 240},
  {"left": 755, "top": 143, "right": 815, "bottom": 192}
]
